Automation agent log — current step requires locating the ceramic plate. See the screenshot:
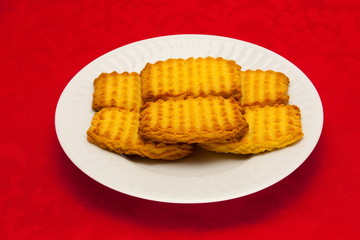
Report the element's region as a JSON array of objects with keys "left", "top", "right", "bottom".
[{"left": 55, "top": 34, "right": 323, "bottom": 203}]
